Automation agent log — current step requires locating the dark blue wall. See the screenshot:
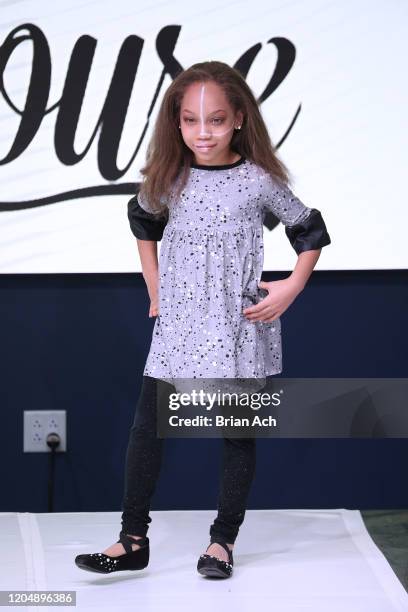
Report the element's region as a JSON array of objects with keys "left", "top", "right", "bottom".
[{"left": 1, "top": 270, "right": 407, "bottom": 515}]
